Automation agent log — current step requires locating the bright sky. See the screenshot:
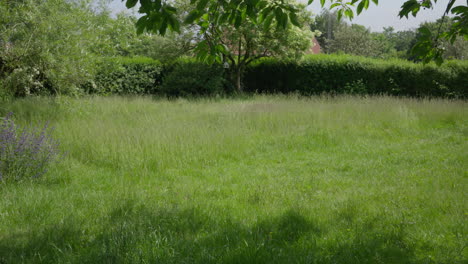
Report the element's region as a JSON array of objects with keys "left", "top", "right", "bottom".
[{"left": 109, "top": 0, "right": 467, "bottom": 32}]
